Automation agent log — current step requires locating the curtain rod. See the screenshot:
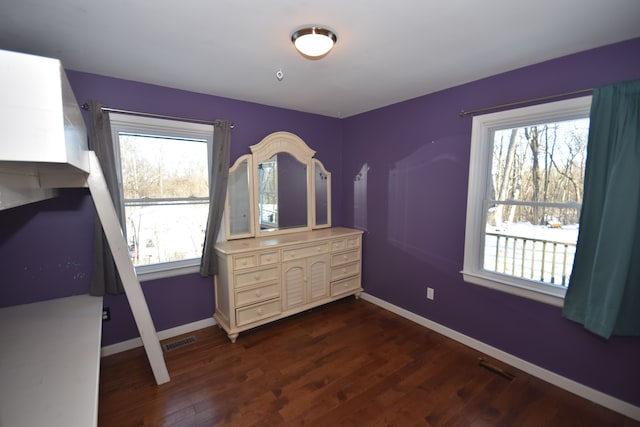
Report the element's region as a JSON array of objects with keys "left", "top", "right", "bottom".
[
  {"left": 459, "top": 88, "right": 592, "bottom": 117},
  {"left": 81, "top": 103, "right": 234, "bottom": 128}
]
